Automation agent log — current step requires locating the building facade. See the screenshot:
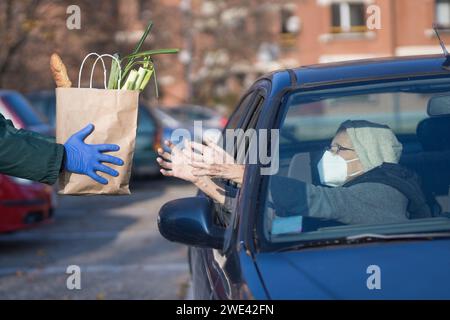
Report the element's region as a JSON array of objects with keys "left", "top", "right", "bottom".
[
  {"left": 292, "top": 0, "right": 450, "bottom": 64},
  {"left": 116, "top": 0, "right": 450, "bottom": 106}
]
